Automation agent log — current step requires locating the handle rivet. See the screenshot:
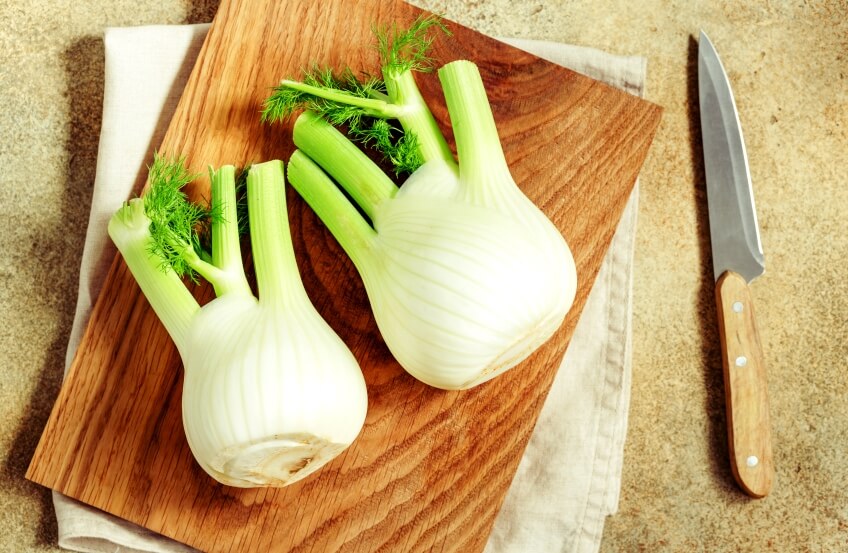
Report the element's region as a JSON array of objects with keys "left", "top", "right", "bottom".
[
  {"left": 732, "top": 301, "right": 744, "bottom": 313},
  {"left": 735, "top": 356, "right": 748, "bottom": 367},
  {"left": 746, "top": 455, "right": 759, "bottom": 467}
]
